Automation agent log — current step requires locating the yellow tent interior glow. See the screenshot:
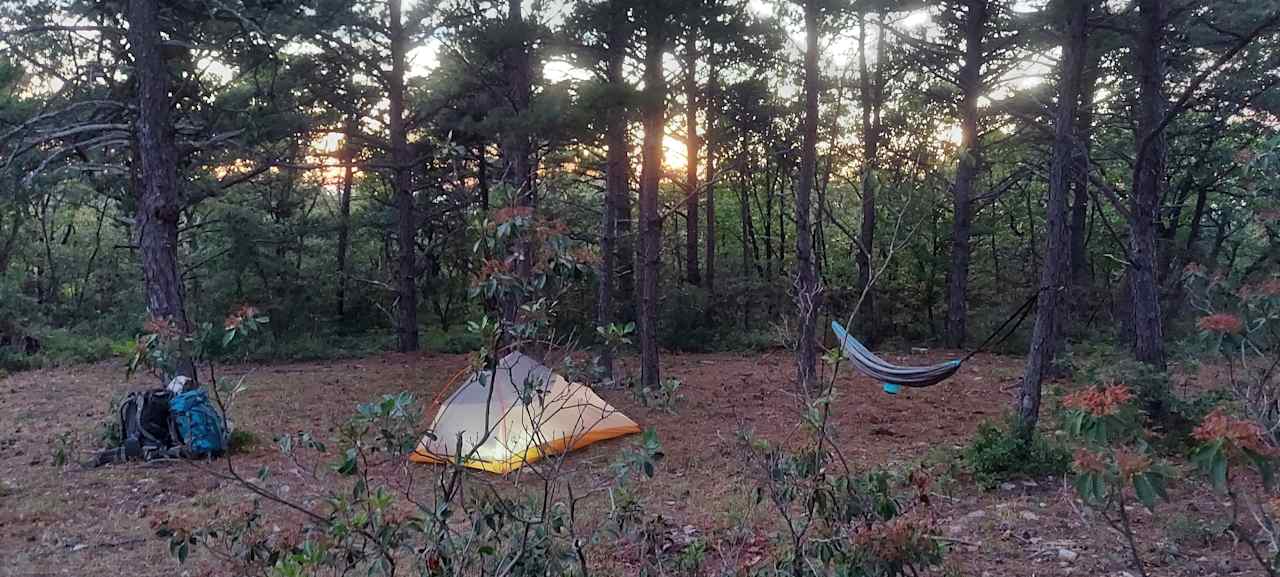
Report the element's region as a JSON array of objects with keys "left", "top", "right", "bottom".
[{"left": 409, "top": 352, "right": 640, "bottom": 474}]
